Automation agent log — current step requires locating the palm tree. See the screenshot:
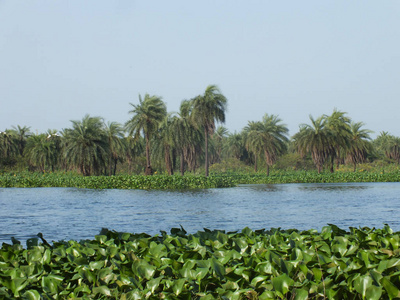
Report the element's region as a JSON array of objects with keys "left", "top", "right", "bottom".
[
  {"left": 376, "top": 133, "right": 400, "bottom": 164},
  {"left": 292, "top": 115, "right": 334, "bottom": 174},
  {"left": 153, "top": 113, "right": 176, "bottom": 175},
  {"left": 191, "top": 85, "right": 227, "bottom": 177},
  {"left": 125, "top": 94, "right": 167, "bottom": 175},
  {"left": 224, "top": 132, "right": 245, "bottom": 160},
  {"left": 210, "top": 126, "right": 228, "bottom": 164},
  {"left": 324, "top": 109, "right": 351, "bottom": 172},
  {"left": 0, "top": 130, "right": 18, "bottom": 161},
  {"left": 10, "top": 125, "right": 31, "bottom": 156},
  {"left": 346, "top": 122, "right": 372, "bottom": 172},
  {"left": 25, "top": 134, "right": 59, "bottom": 172},
  {"left": 170, "top": 100, "right": 203, "bottom": 175},
  {"left": 63, "top": 115, "right": 108, "bottom": 176},
  {"left": 104, "top": 122, "right": 124, "bottom": 175},
  {"left": 244, "top": 121, "right": 263, "bottom": 172},
  {"left": 246, "top": 114, "right": 289, "bottom": 176},
  {"left": 123, "top": 135, "right": 145, "bottom": 174}
]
